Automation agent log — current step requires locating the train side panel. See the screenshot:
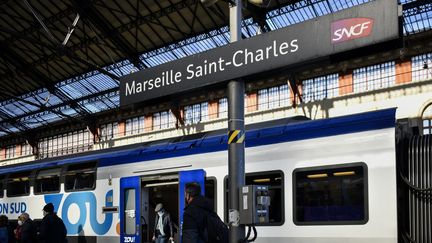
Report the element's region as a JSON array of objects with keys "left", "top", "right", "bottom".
[{"left": 0, "top": 110, "right": 398, "bottom": 243}]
